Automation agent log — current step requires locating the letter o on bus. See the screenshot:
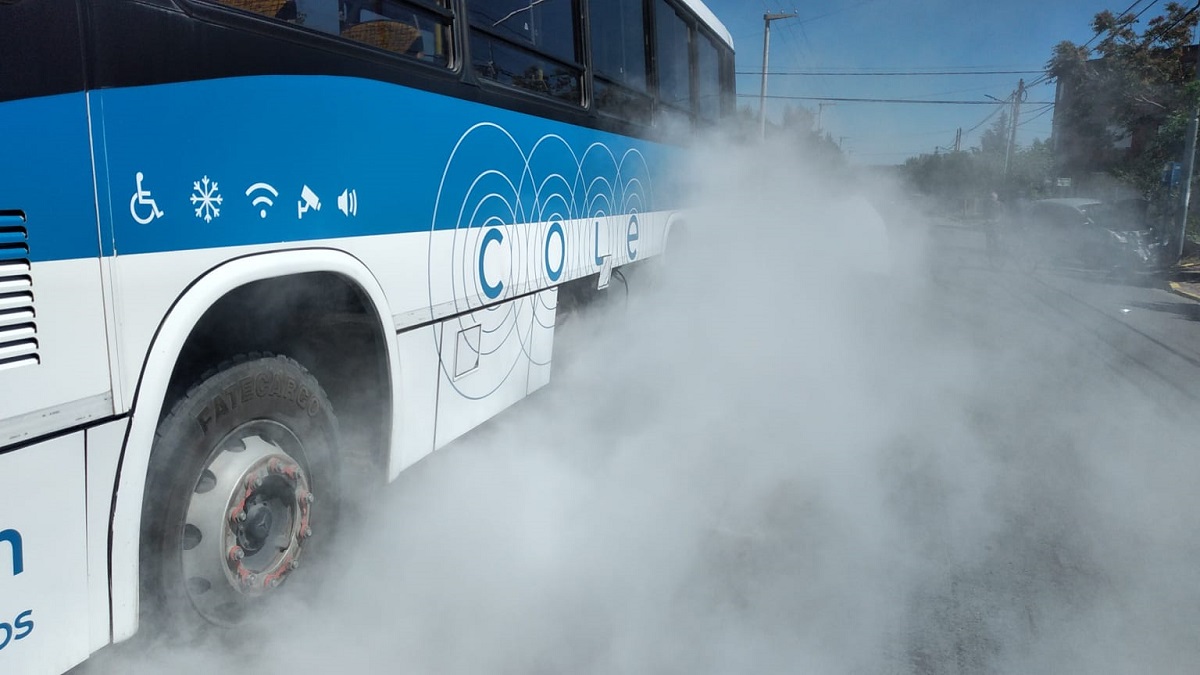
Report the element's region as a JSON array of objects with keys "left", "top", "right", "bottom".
[{"left": 545, "top": 222, "right": 565, "bottom": 282}]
